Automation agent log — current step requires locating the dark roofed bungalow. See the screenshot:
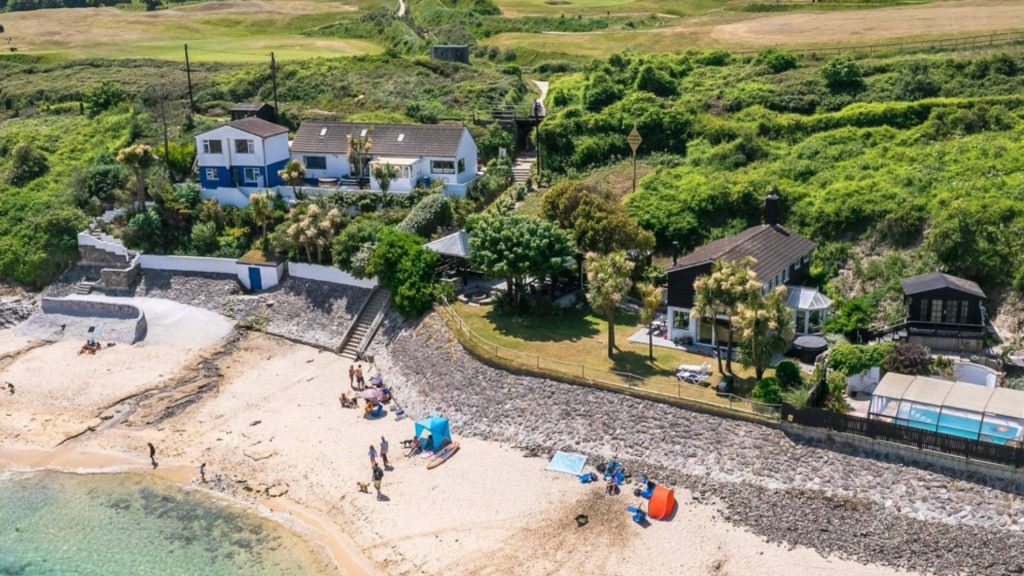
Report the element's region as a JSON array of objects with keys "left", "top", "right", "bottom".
[
  {"left": 665, "top": 193, "right": 829, "bottom": 346},
  {"left": 889, "top": 271, "right": 990, "bottom": 353}
]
